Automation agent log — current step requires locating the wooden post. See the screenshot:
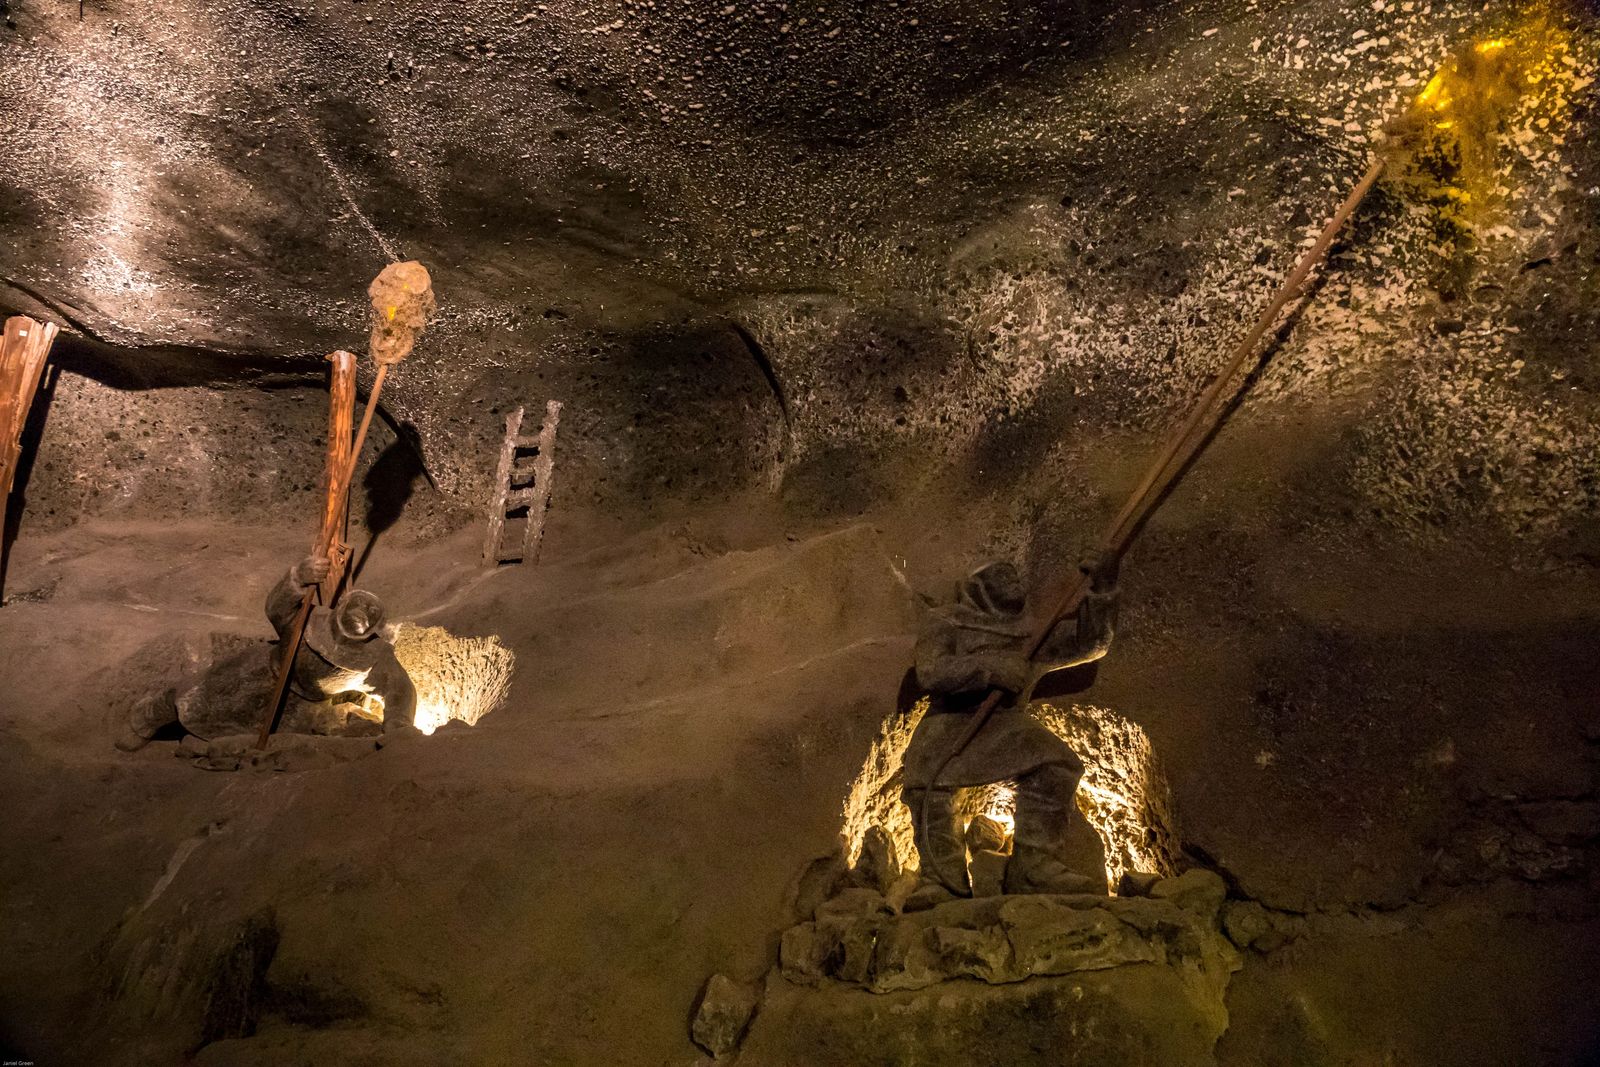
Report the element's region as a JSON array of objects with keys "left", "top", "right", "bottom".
[
  {"left": 314, "top": 352, "right": 359, "bottom": 600},
  {"left": 256, "top": 351, "right": 357, "bottom": 746},
  {"left": 0, "top": 316, "right": 60, "bottom": 506},
  {"left": 0, "top": 317, "right": 61, "bottom": 601}
]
